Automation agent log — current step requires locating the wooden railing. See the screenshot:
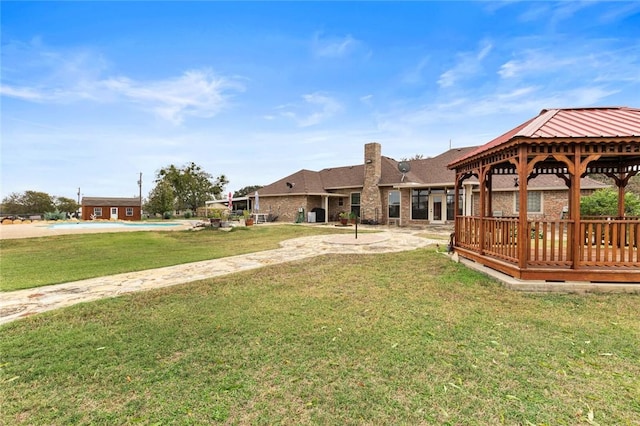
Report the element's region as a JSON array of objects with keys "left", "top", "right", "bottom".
[
  {"left": 526, "top": 219, "right": 573, "bottom": 267},
  {"left": 484, "top": 217, "right": 519, "bottom": 263},
  {"left": 455, "top": 216, "right": 481, "bottom": 251},
  {"left": 580, "top": 220, "right": 639, "bottom": 267},
  {"left": 455, "top": 216, "right": 640, "bottom": 269}
]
